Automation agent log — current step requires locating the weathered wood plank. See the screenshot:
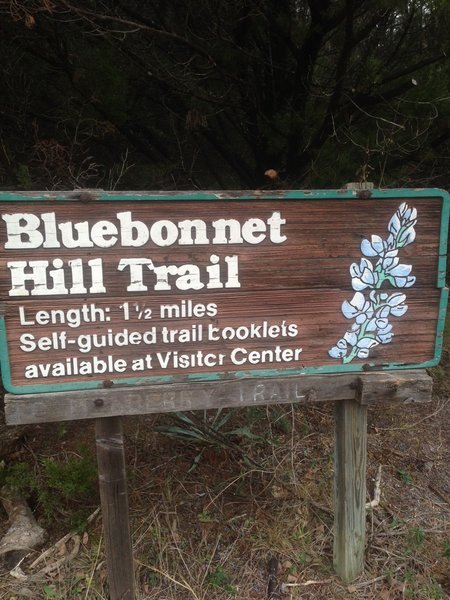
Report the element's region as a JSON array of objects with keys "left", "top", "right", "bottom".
[
  {"left": 333, "top": 399, "right": 368, "bottom": 582},
  {"left": 95, "top": 417, "right": 135, "bottom": 600},
  {"left": 4, "top": 370, "right": 431, "bottom": 425},
  {"left": 357, "top": 370, "right": 432, "bottom": 405}
]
